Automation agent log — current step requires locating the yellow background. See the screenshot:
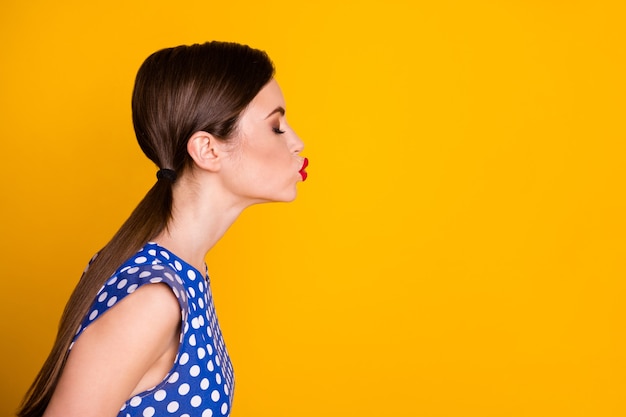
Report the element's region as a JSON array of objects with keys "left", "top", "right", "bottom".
[{"left": 1, "top": 1, "right": 625, "bottom": 416}]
